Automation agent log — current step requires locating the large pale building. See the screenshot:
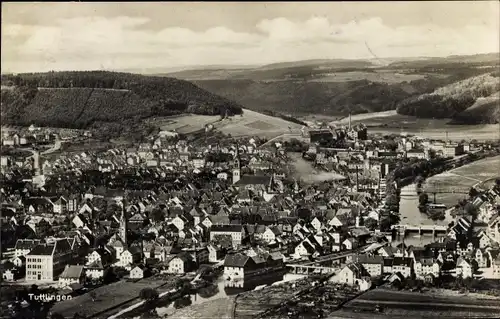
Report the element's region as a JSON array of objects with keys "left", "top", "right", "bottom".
[{"left": 26, "top": 239, "right": 74, "bottom": 282}]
